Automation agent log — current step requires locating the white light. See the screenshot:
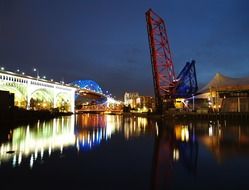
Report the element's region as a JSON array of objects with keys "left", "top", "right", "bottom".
[
  {"left": 209, "top": 126, "right": 213, "bottom": 136},
  {"left": 41, "top": 148, "right": 44, "bottom": 159},
  {"left": 18, "top": 153, "right": 22, "bottom": 165},
  {"left": 173, "top": 149, "right": 180, "bottom": 161},
  {"left": 30, "top": 154, "right": 34, "bottom": 169},
  {"left": 12, "top": 155, "right": 17, "bottom": 167},
  {"left": 48, "top": 146, "right": 52, "bottom": 156},
  {"left": 155, "top": 122, "right": 159, "bottom": 136},
  {"left": 1, "top": 67, "right": 4, "bottom": 71}
]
